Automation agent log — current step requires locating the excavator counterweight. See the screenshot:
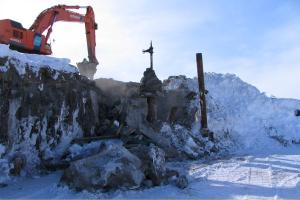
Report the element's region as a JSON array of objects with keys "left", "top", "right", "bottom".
[{"left": 0, "top": 5, "right": 99, "bottom": 79}]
